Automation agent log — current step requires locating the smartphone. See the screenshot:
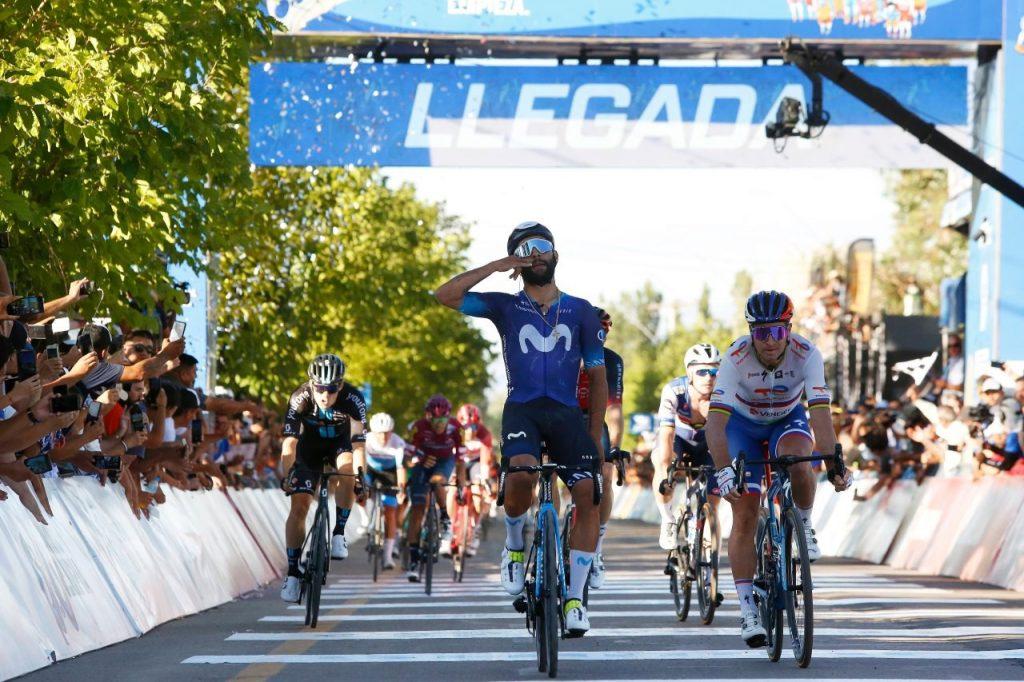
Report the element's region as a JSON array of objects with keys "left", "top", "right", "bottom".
[
  {"left": 6, "top": 295, "right": 44, "bottom": 317},
  {"left": 190, "top": 418, "right": 203, "bottom": 444},
  {"left": 27, "top": 323, "right": 51, "bottom": 340},
  {"left": 16, "top": 347, "right": 37, "bottom": 379},
  {"left": 77, "top": 332, "right": 93, "bottom": 354},
  {"left": 79, "top": 281, "right": 92, "bottom": 296},
  {"left": 85, "top": 399, "right": 102, "bottom": 424},
  {"left": 23, "top": 453, "right": 53, "bottom": 475},
  {"left": 202, "top": 409, "right": 215, "bottom": 431},
  {"left": 142, "top": 477, "right": 161, "bottom": 494},
  {"left": 169, "top": 320, "right": 186, "bottom": 342},
  {"left": 129, "top": 406, "right": 146, "bottom": 432},
  {"left": 50, "top": 393, "right": 83, "bottom": 413},
  {"left": 45, "top": 344, "right": 59, "bottom": 360},
  {"left": 92, "top": 455, "right": 122, "bottom": 470}
]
